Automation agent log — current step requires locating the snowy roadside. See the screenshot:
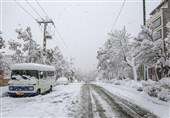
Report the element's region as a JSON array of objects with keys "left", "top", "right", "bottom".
[
  {"left": 0, "top": 86, "right": 8, "bottom": 97},
  {"left": 95, "top": 81, "right": 170, "bottom": 118},
  {"left": 0, "top": 83, "right": 82, "bottom": 118}
]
